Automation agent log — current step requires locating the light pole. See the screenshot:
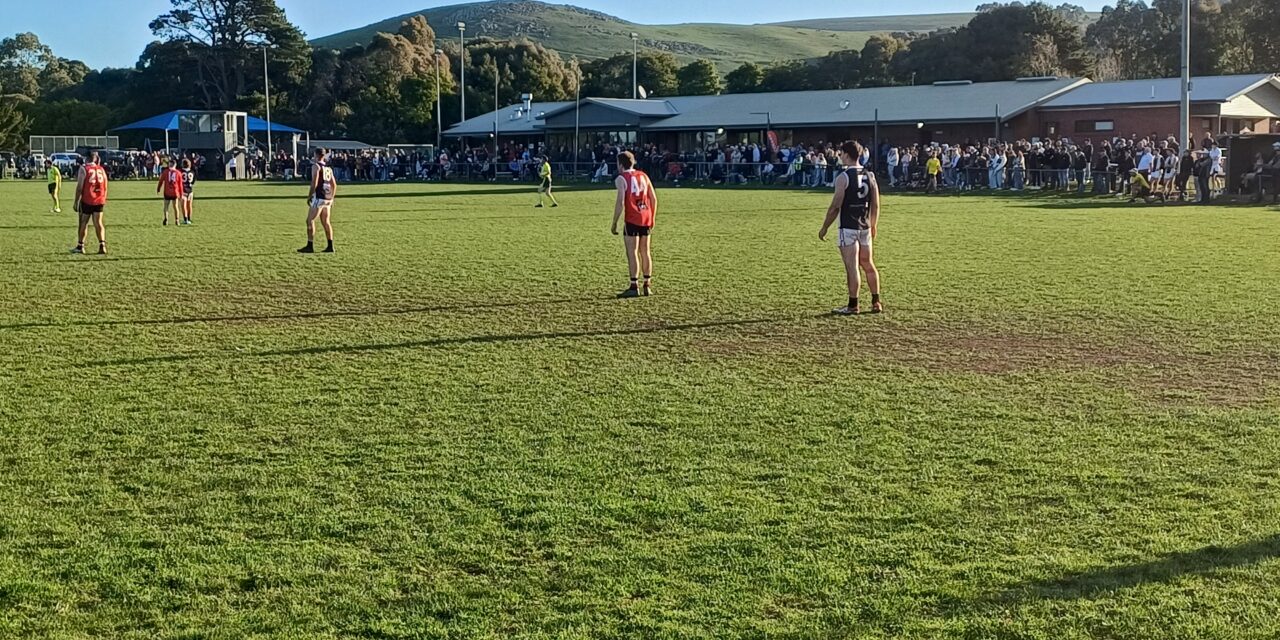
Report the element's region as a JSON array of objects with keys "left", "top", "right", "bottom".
[
  {"left": 493, "top": 62, "right": 500, "bottom": 159},
  {"left": 1179, "top": 0, "right": 1191, "bottom": 153},
  {"left": 263, "top": 45, "right": 272, "bottom": 175},
  {"left": 631, "top": 32, "right": 639, "bottom": 100},
  {"left": 435, "top": 48, "right": 443, "bottom": 153},
  {"left": 574, "top": 59, "right": 581, "bottom": 176},
  {"left": 458, "top": 22, "right": 467, "bottom": 123}
]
